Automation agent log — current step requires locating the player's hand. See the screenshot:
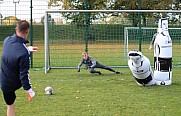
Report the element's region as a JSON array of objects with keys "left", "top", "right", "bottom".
[
  {"left": 77, "top": 68, "right": 80, "bottom": 72},
  {"left": 26, "top": 88, "right": 35, "bottom": 102},
  {"left": 87, "top": 66, "right": 91, "bottom": 69},
  {"left": 28, "top": 46, "right": 39, "bottom": 52},
  {"left": 149, "top": 45, "right": 152, "bottom": 50}
]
